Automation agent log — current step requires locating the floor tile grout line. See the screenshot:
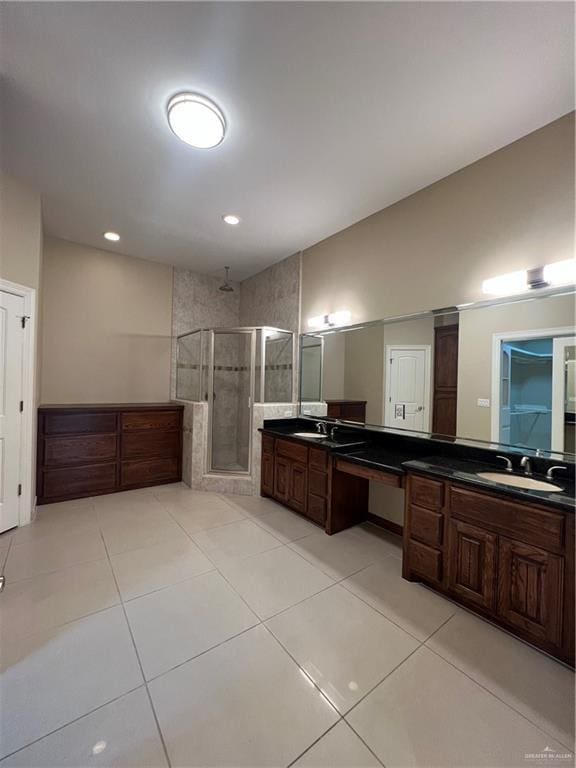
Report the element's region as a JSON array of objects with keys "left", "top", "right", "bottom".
[
  {"left": 338, "top": 615, "right": 462, "bottom": 723},
  {"left": 260, "top": 621, "right": 342, "bottom": 716},
  {"left": 284, "top": 717, "right": 345, "bottom": 768},
  {"left": 97, "top": 528, "right": 173, "bottom": 768},
  {"left": 0, "top": 684, "right": 147, "bottom": 763},
  {"left": 423, "top": 642, "right": 575, "bottom": 753},
  {"left": 144, "top": 621, "right": 263, "bottom": 685}
]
